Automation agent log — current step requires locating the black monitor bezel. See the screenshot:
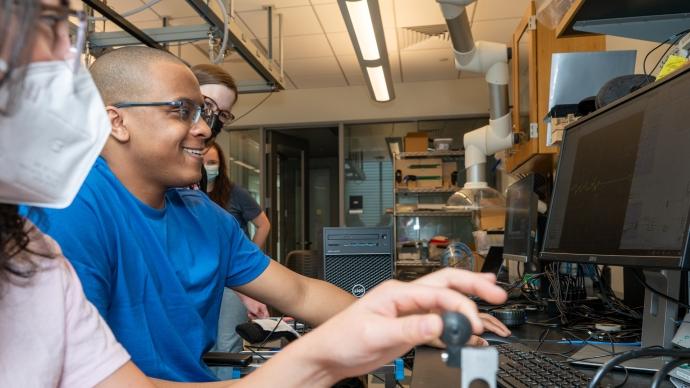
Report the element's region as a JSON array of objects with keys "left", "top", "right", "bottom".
[
  {"left": 503, "top": 174, "right": 538, "bottom": 263},
  {"left": 540, "top": 64, "right": 690, "bottom": 270}
]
